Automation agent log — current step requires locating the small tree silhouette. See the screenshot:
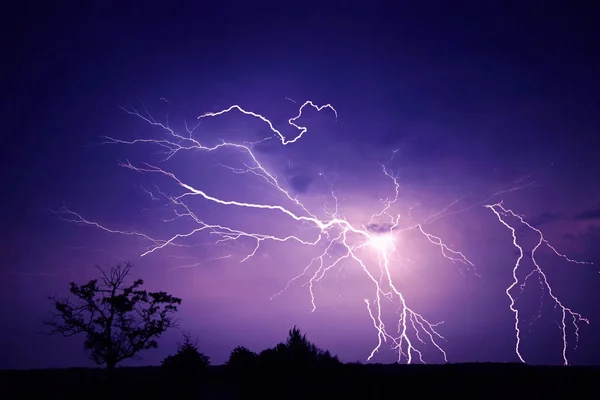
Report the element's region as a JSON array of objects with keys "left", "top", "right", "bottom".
[
  {"left": 256, "top": 326, "right": 341, "bottom": 372},
  {"left": 318, "top": 349, "right": 341, "bottom": 366},
  {"left": 226, "top": 346, "right": 258, "bottom": 376},
  {"left": 45, "top": 263, "right": 181, "bottom": 370},
  {"left": 285, "top": 326, "right": 323, "bottom": 366},
  {"left": 257, "top": 347, "right": 280, "bottom": 370},
  {"left": 161, "top": 333, "right": 210, "bottom": 375}
]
